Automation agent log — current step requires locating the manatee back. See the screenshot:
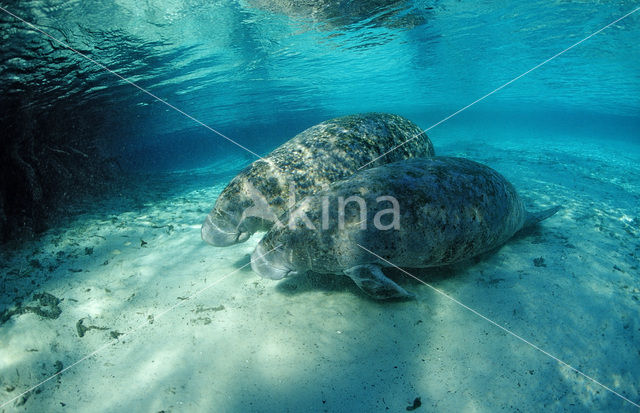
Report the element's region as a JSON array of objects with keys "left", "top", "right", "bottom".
[
  {"left": 386, "top": 157, "right": 528, "bottom": 267},
  {"left": 259, "top": 157, "right": 528, "bottom": 272},
  {"left": 206, "top": 113, "right": 434, "bottom": 239},
  {"left": 265, "top": 112, "right": 435, "bottom": 204}
]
